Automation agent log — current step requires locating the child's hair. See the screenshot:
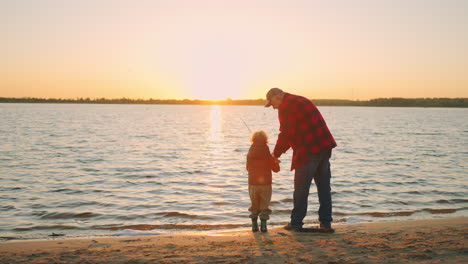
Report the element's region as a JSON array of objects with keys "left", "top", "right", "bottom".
[{"left": 250, "top": 130, "right": 268, "bottom": 144}]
